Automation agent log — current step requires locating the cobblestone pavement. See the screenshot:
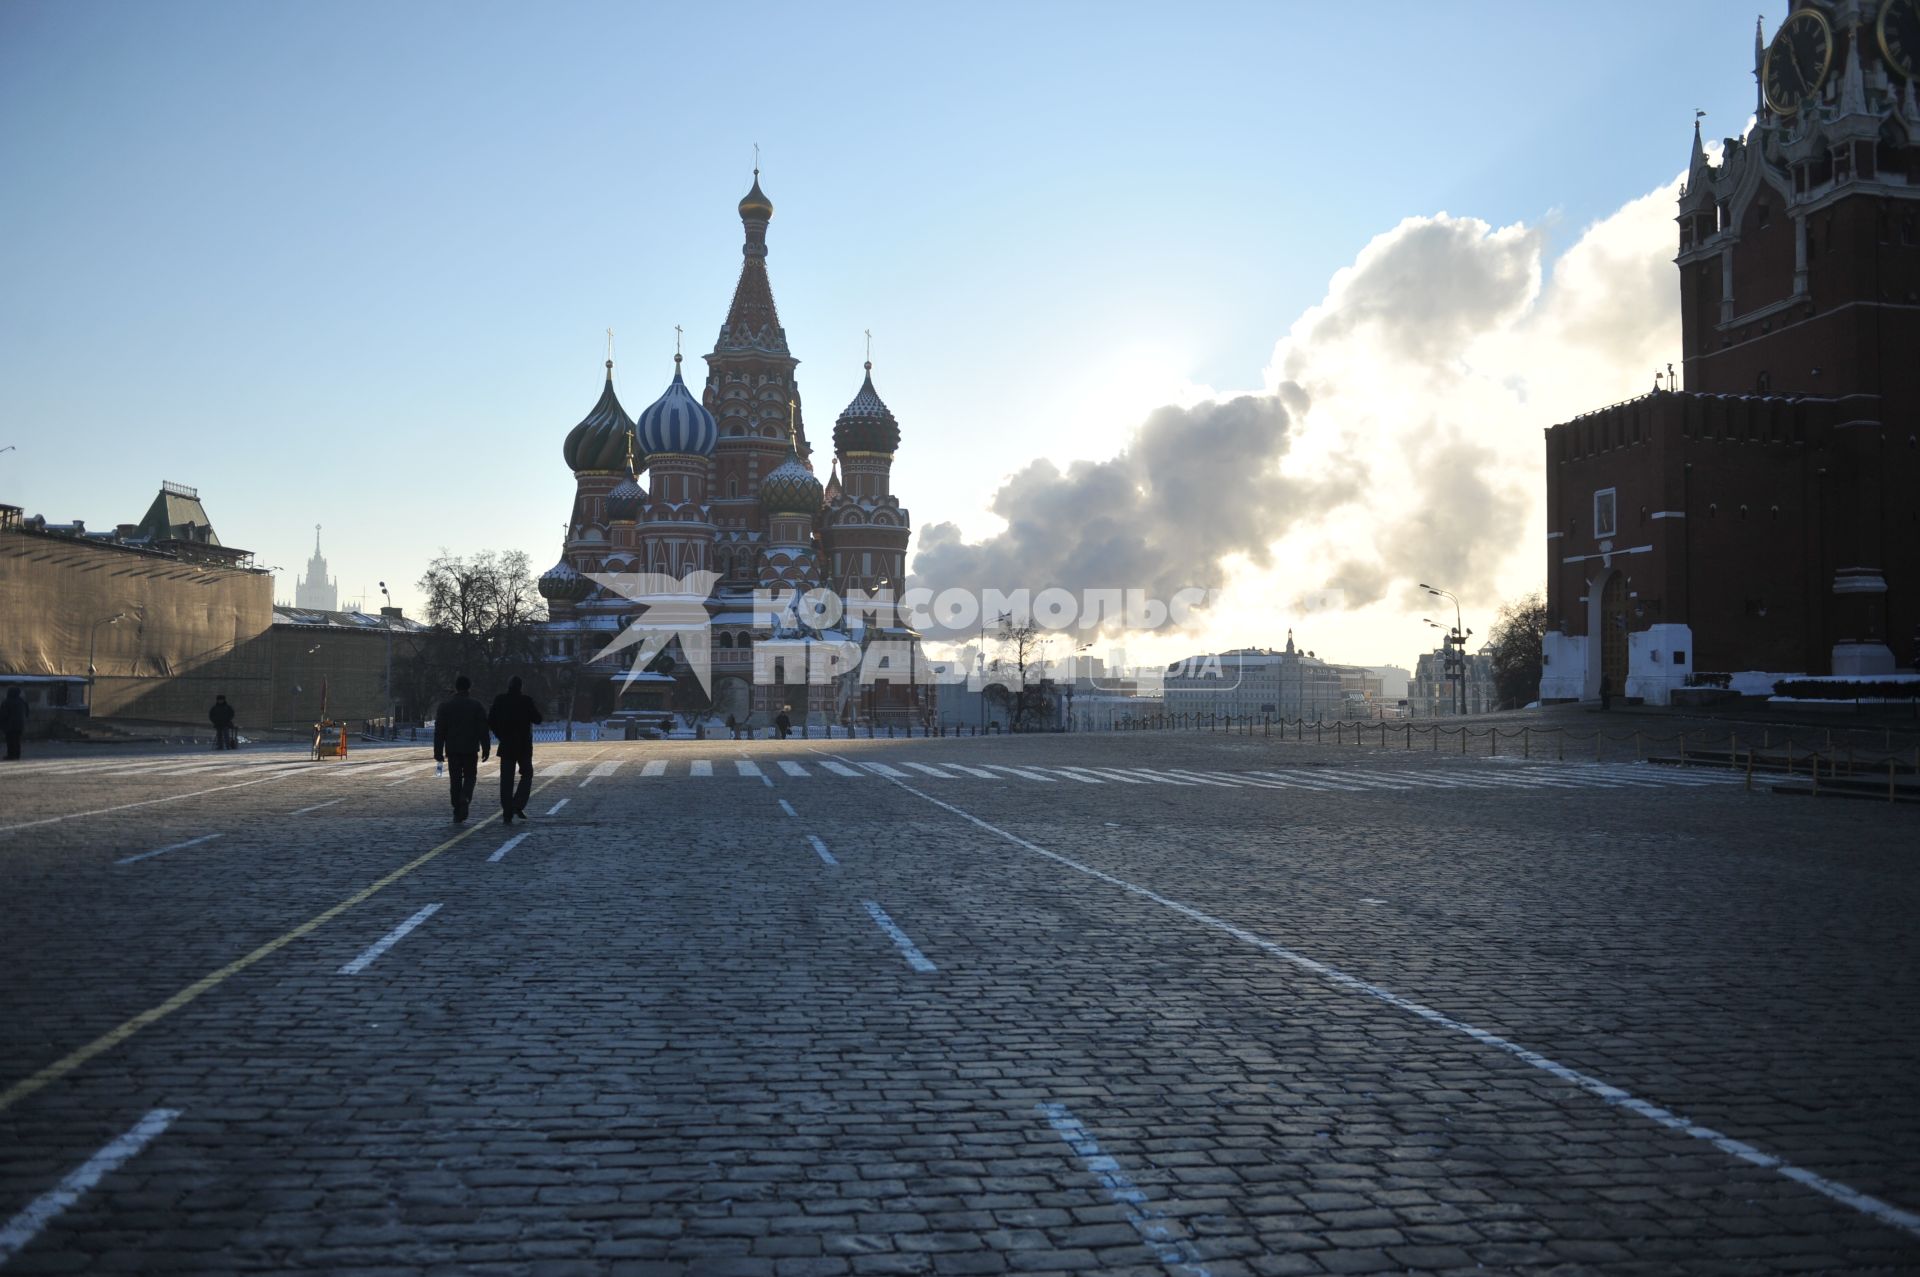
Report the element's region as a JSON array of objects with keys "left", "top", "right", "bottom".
[{"left": 1, "top": 734, "right": 1916, "bottom": 1275}]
